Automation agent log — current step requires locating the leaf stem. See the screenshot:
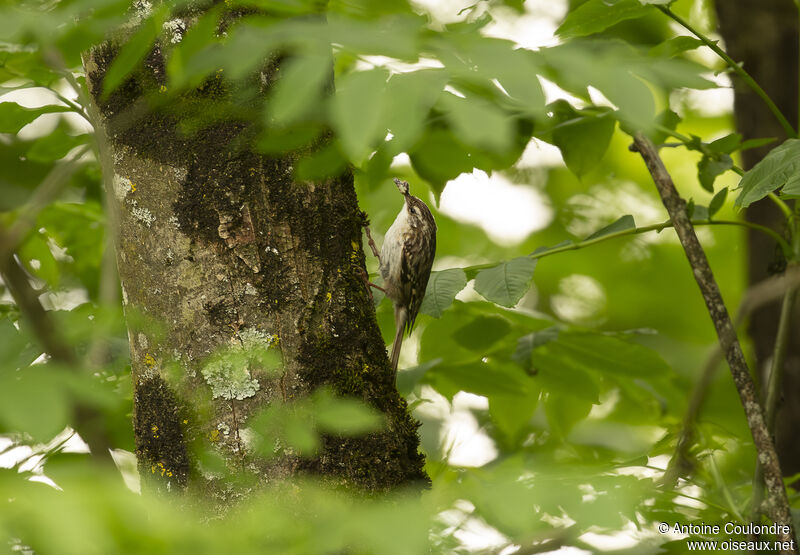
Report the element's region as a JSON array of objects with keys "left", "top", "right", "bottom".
[{"left": 655, "top": 6, "right": 797, "bottom": 139}]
